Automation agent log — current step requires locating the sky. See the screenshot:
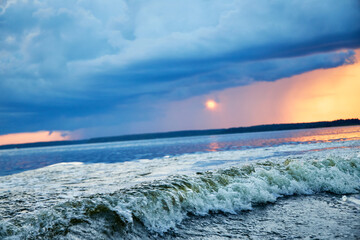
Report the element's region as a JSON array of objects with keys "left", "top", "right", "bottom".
[{"left": 0, "top": 0, "right": 360, "bottom": 145}]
